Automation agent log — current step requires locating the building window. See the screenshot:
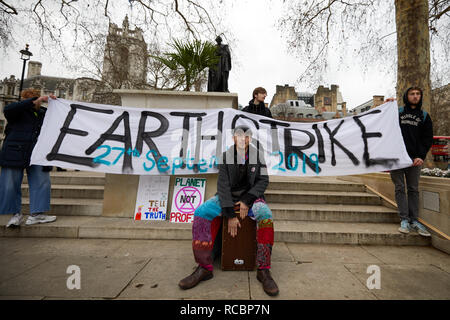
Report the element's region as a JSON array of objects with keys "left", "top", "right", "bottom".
[
  {"left": 290, "top": 101, "right": 294, "bottom": 107},
  {"left": 306, "top": 114, "right": 313, "bottom": 118},
  {"left": 298, "top": 113, "right": 304, "bottom": 118},
  {"left": 295, "top": 101, "right": 299, "bottom": 107},
  {"left": 58, "top": 89, "right": 66, "bottom": 98}
]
